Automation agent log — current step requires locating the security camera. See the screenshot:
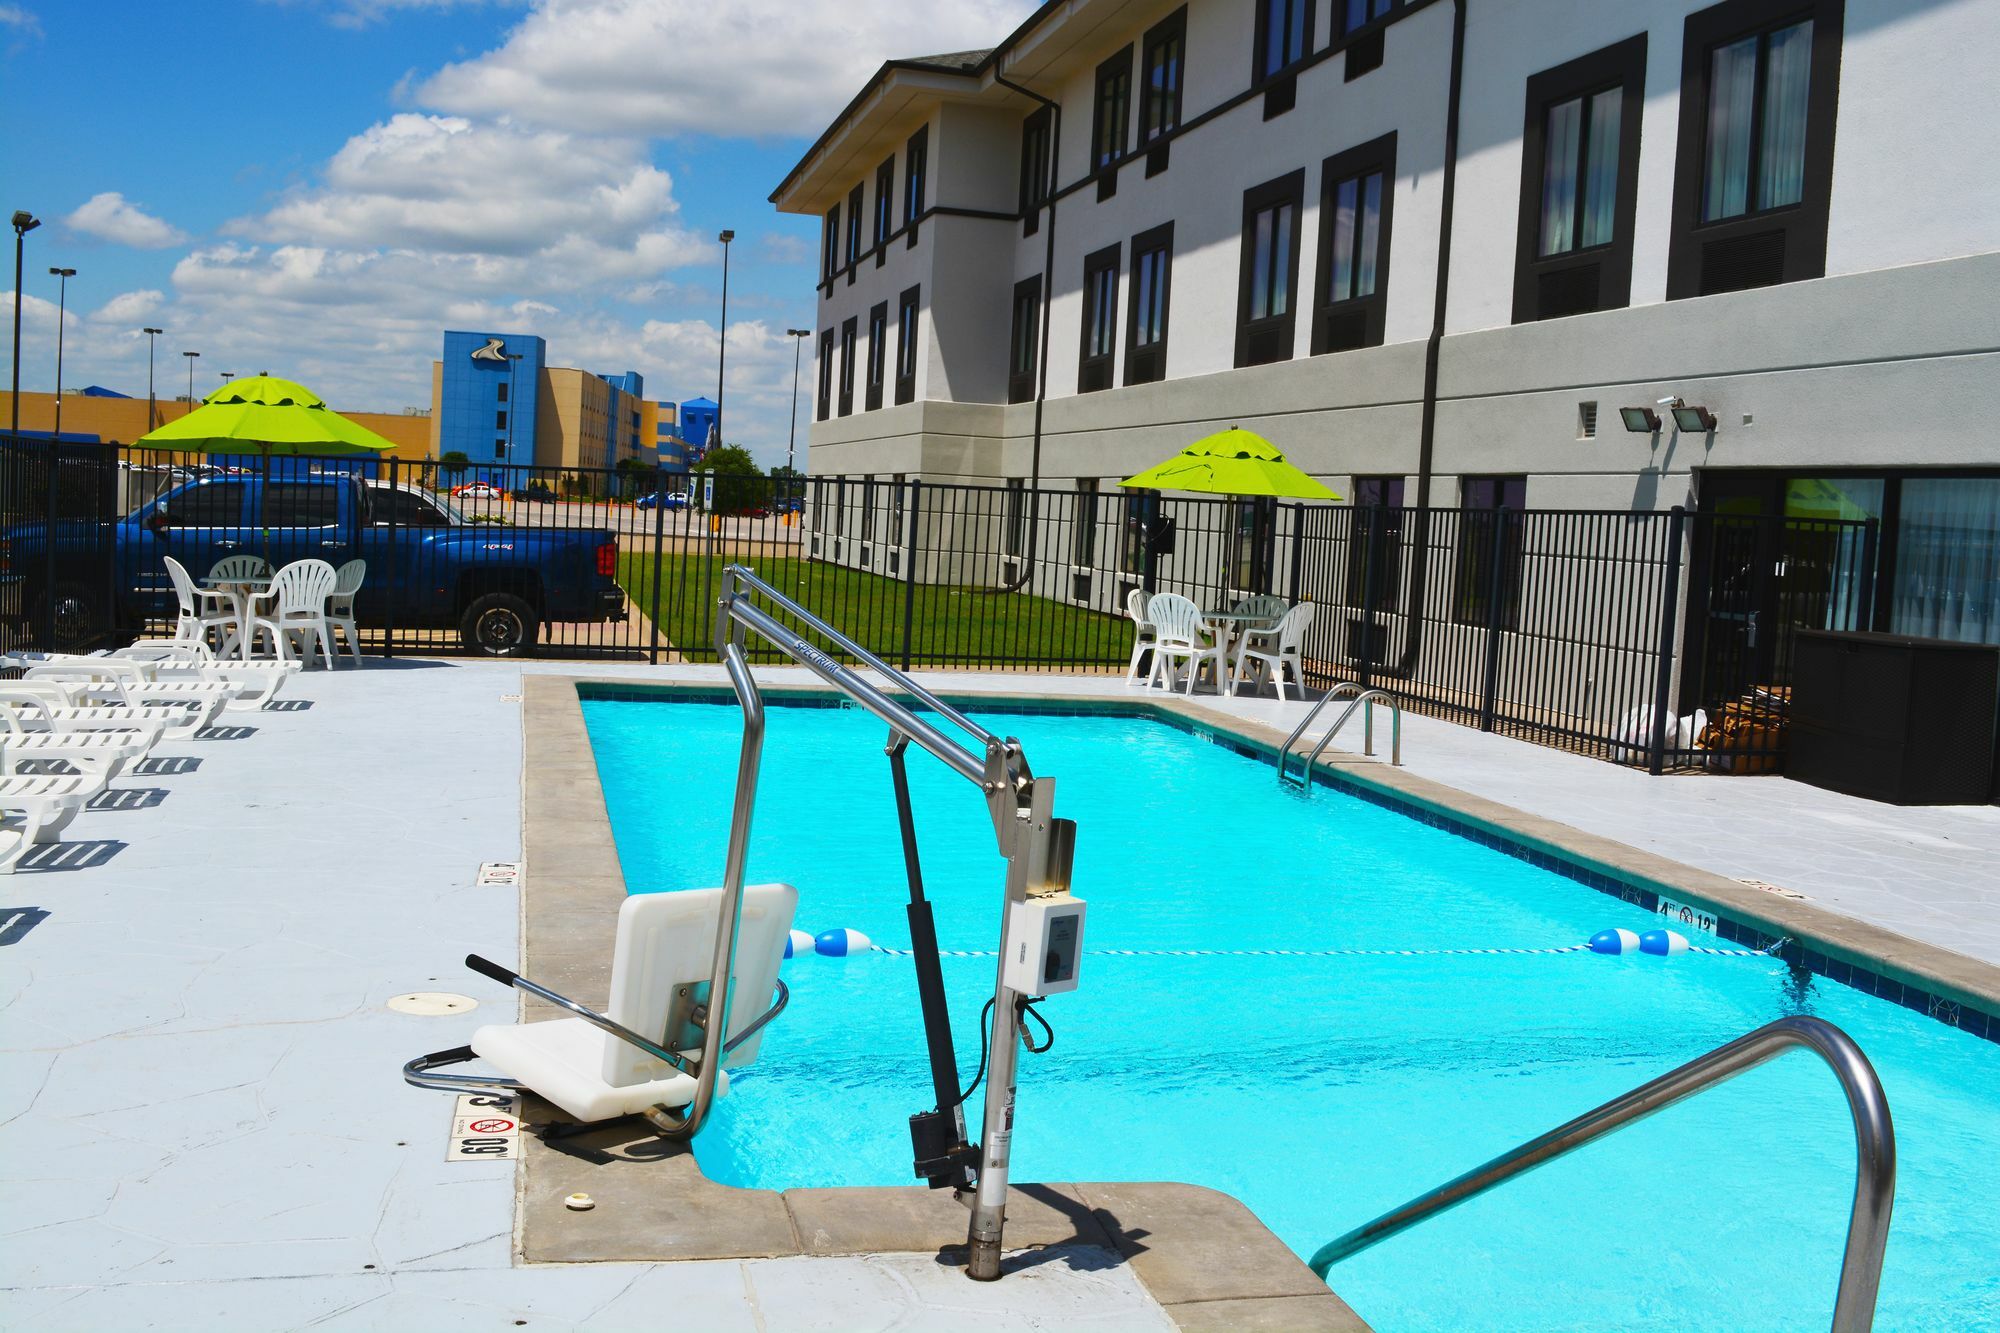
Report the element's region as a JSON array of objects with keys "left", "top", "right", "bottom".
[{"left": 1656, "top": 396, "right": 1682, "bottom": 407}]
